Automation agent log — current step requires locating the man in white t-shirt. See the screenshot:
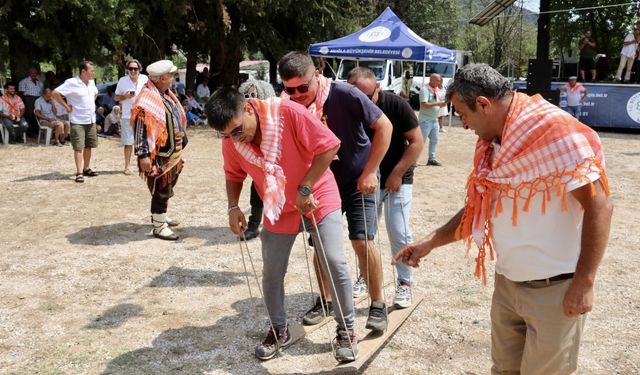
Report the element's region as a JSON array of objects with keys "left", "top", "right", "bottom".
[
  {"left": 394, "top": 64, "right": 613, "bottom": 375},
  {"left": 615, "top": 27, "right": 639, "bottom": 82},
  {"left": 558, "top": 76, "right": 588, "bottom": 120},
  {"left": 52, "top": 60, "right": 99, "bottom": 183},
  {"left": 196, "top": 77, "right": 210, "bottom": 102},
  {"left": 115, "top": 59, "right": 148, "bottom": 175}
]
